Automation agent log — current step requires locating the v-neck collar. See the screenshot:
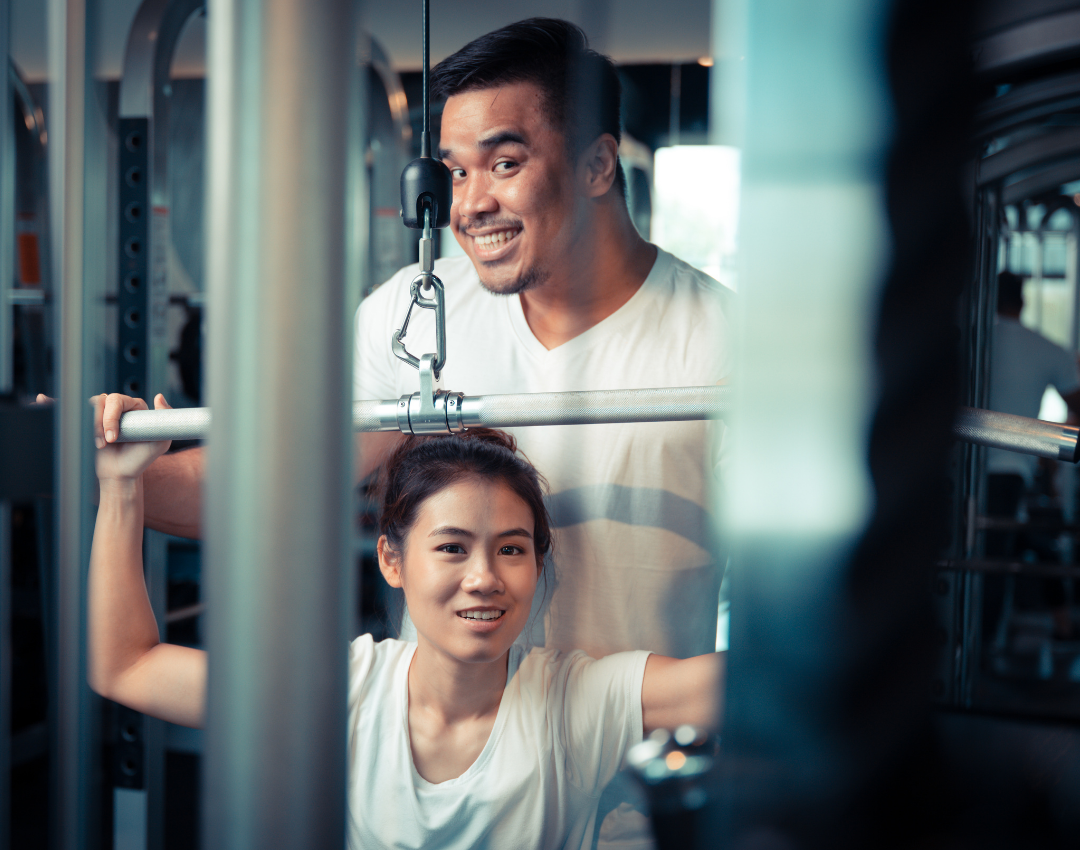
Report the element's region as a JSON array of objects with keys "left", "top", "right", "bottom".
[
  {"left": 504, "top": 249, "right": 671, "bottom": 360},
  {"left": 402, "top": 643, "right": 523, "bottom": 790}
]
